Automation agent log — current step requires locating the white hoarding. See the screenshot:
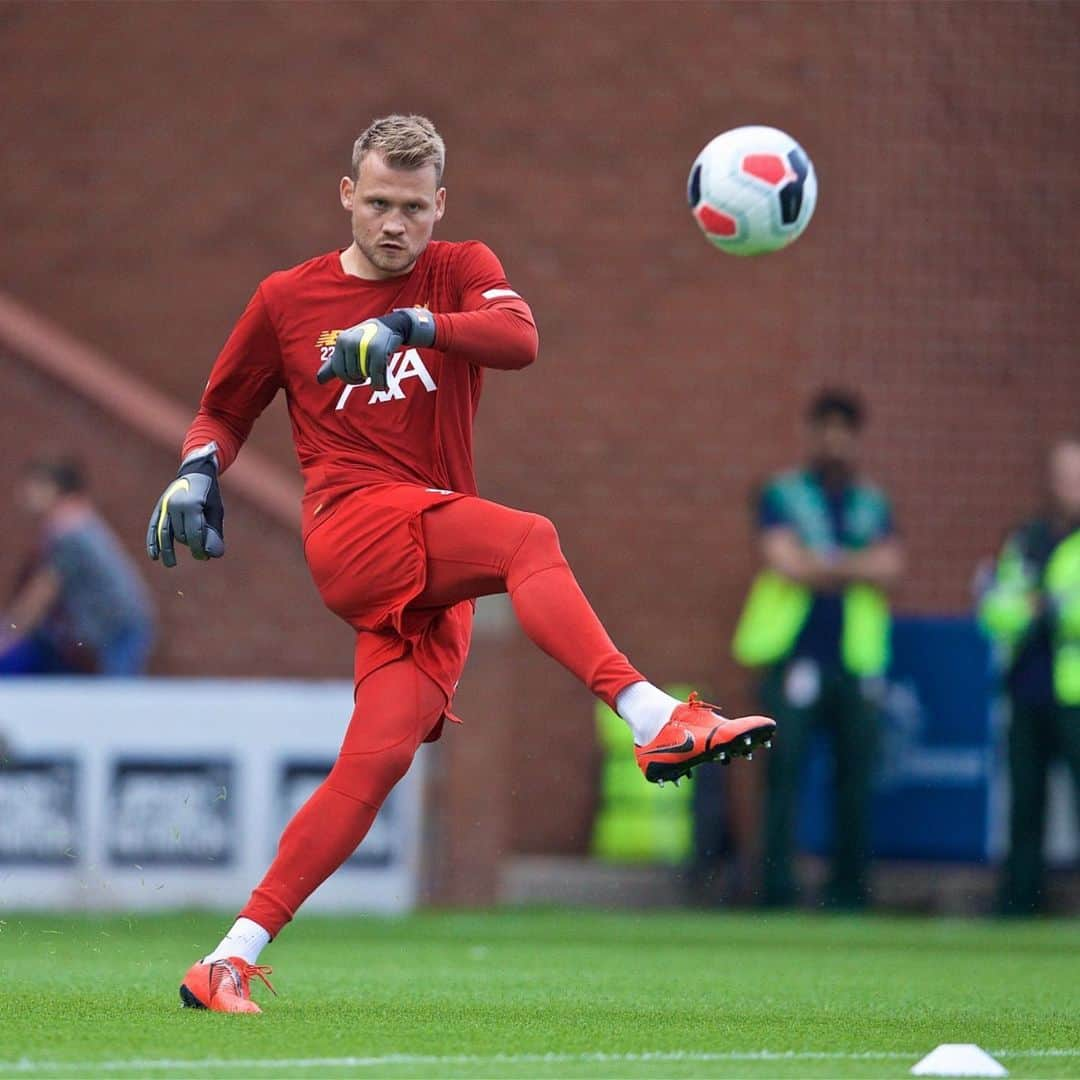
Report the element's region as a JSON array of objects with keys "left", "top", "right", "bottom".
[{"left": 0, "top": 679, "right": 425, "bottom": 913}]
